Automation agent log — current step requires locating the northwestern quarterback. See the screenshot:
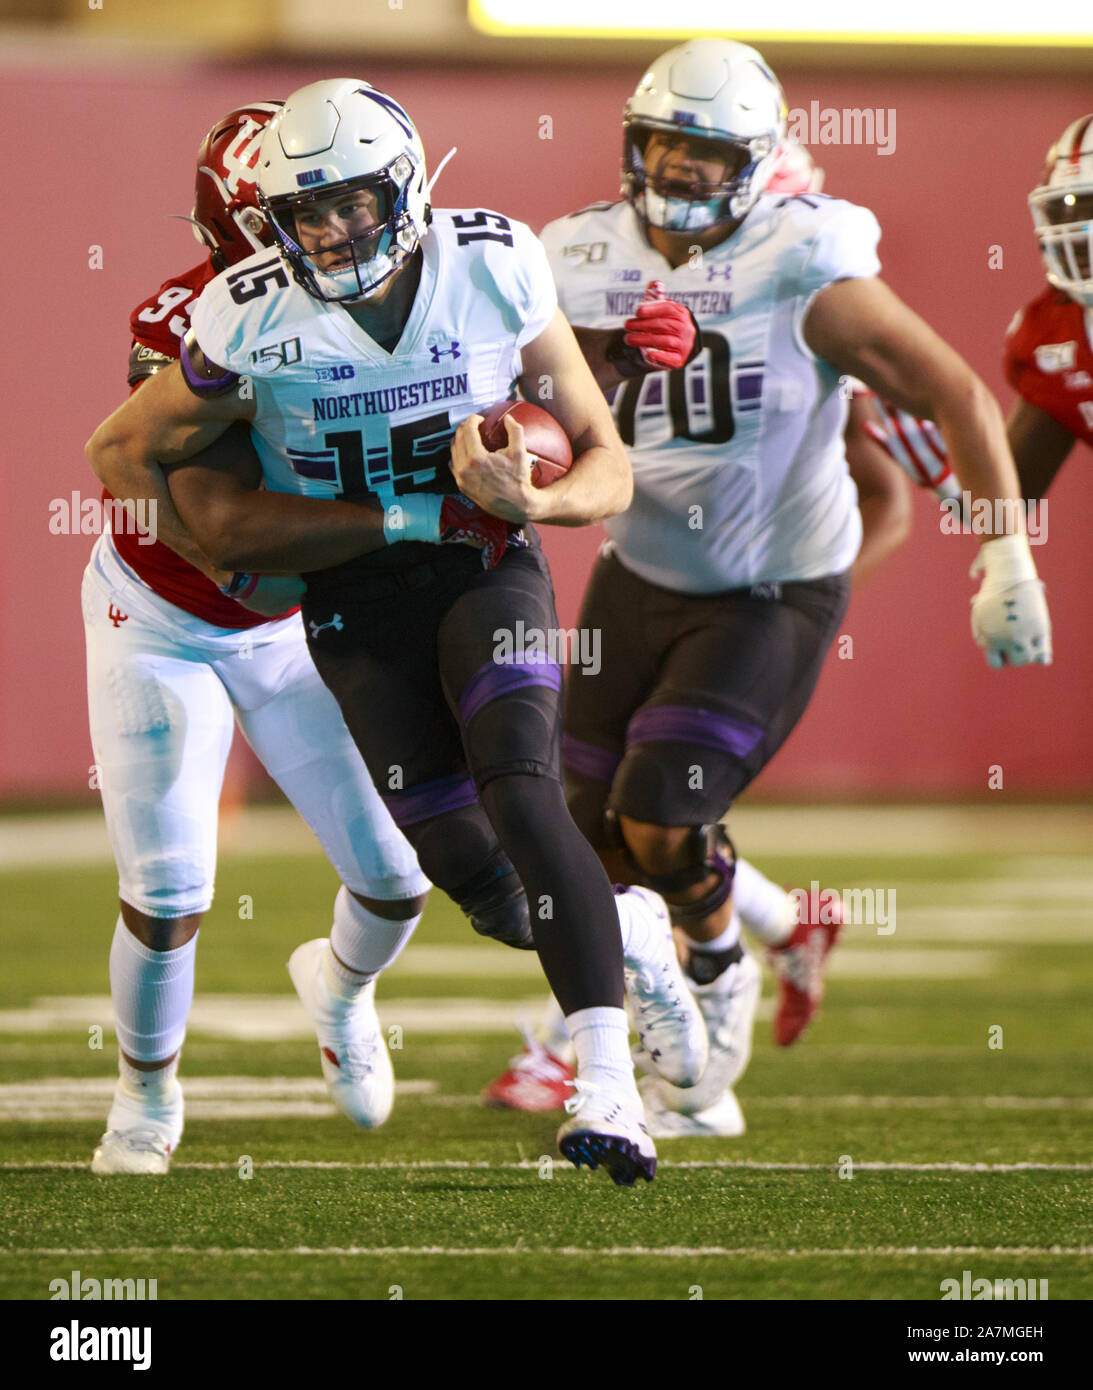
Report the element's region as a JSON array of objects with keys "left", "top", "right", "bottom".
[
  {"left": 88, "top": 80, "right": 709, "bottom": 1186},
  {"left": 84, "top": 104, "right": 433, "bottom": 1177},
  {"left": 529, "top": 39, "right": 1053, "bottom": 1136}
]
